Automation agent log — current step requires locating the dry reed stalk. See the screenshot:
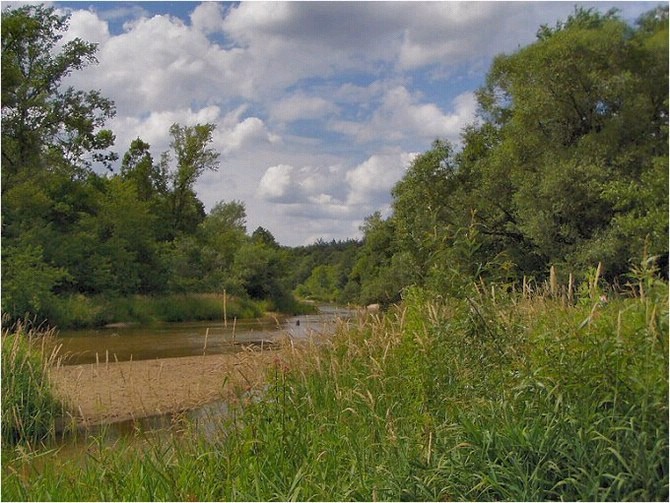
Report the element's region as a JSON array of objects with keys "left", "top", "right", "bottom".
[
  {"left": 568, "top": 272, "right": 574, "bottom": 304},
  {"left": 550, "top": 265, "right": 558, "bottom": 298},
  {"left": 523, "top": 275, "right": 529, "bottom": 299}
]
